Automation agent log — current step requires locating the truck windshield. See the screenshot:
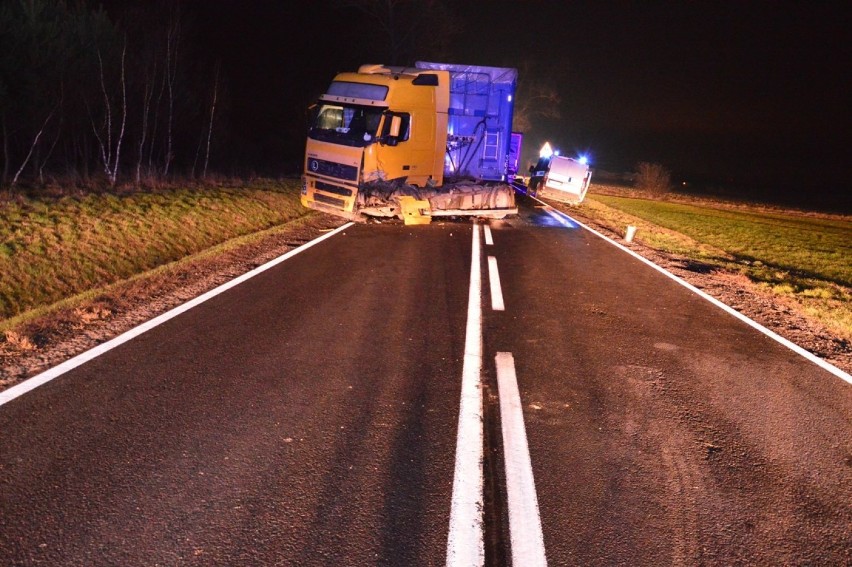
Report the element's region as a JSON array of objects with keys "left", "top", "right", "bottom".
[{"left": 309, "top": 103, "right": 384, "bottom": 148}]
